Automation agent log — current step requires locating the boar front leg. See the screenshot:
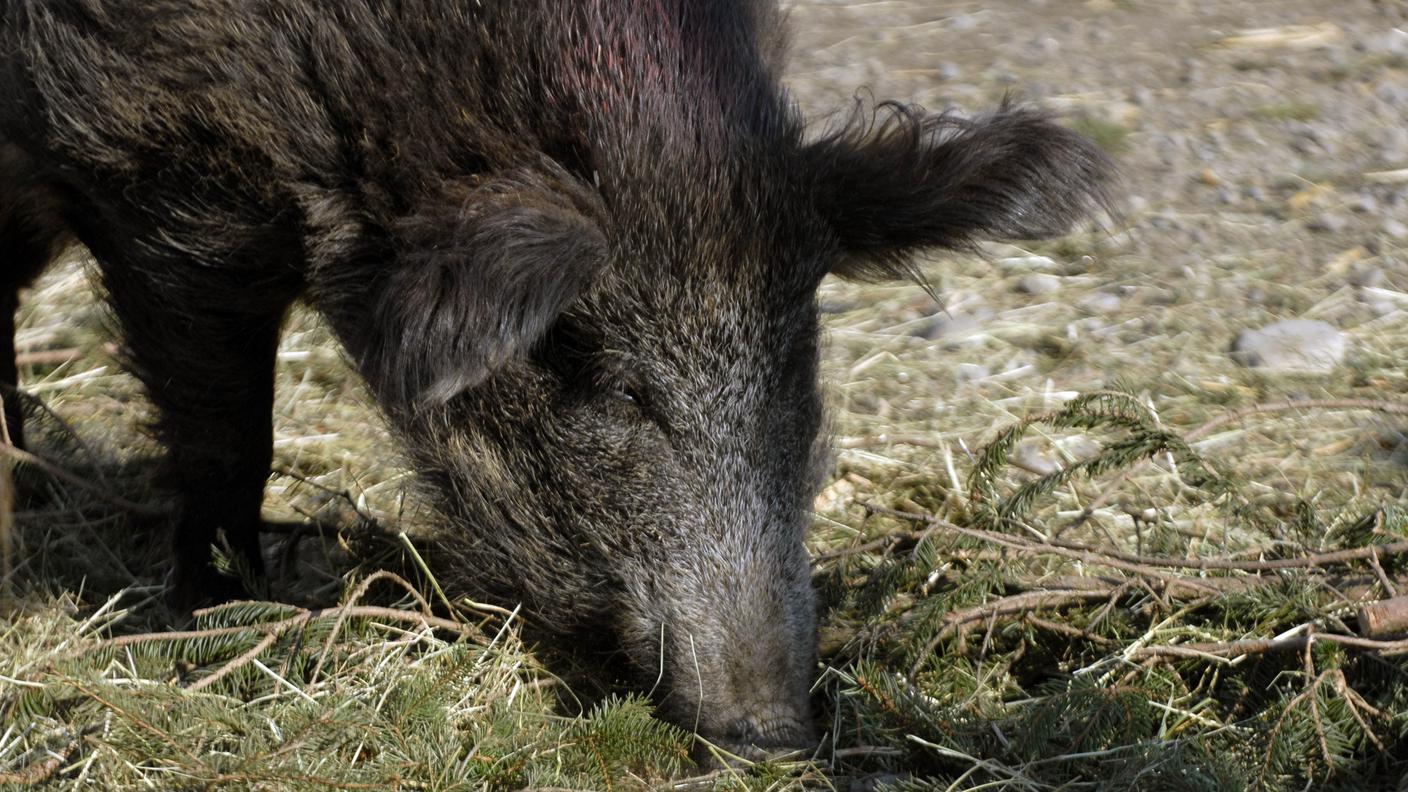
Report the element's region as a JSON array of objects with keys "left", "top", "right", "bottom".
[{"left": 102, "top": 260, "right": 296, "bottom": 608}]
